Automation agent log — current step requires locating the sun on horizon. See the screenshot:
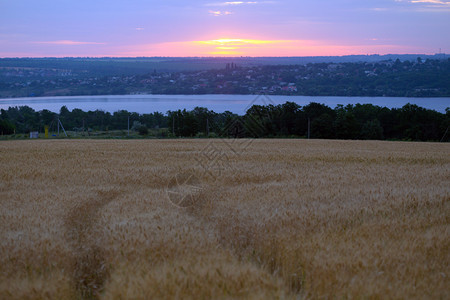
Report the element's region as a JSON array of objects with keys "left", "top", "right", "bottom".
[{"left": 124, "top": 37, "right": 414, "bottom": 58}]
